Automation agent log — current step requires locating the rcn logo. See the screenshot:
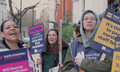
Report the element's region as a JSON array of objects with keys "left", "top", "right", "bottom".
[
  {"left": 102, "top": 46, "right": 106, "bottom": 50},
  {"left": 34, "top": 49, "right": 37, "bottom": 53},
  {"left": 0, "top": 56, "right": 3, "bottom": 60},
  {"left": 106, "top": 12, "right": 113, "bottom": 18},
  {"left": 101, "top": 46, "right": 111, "bottom": 53}
]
